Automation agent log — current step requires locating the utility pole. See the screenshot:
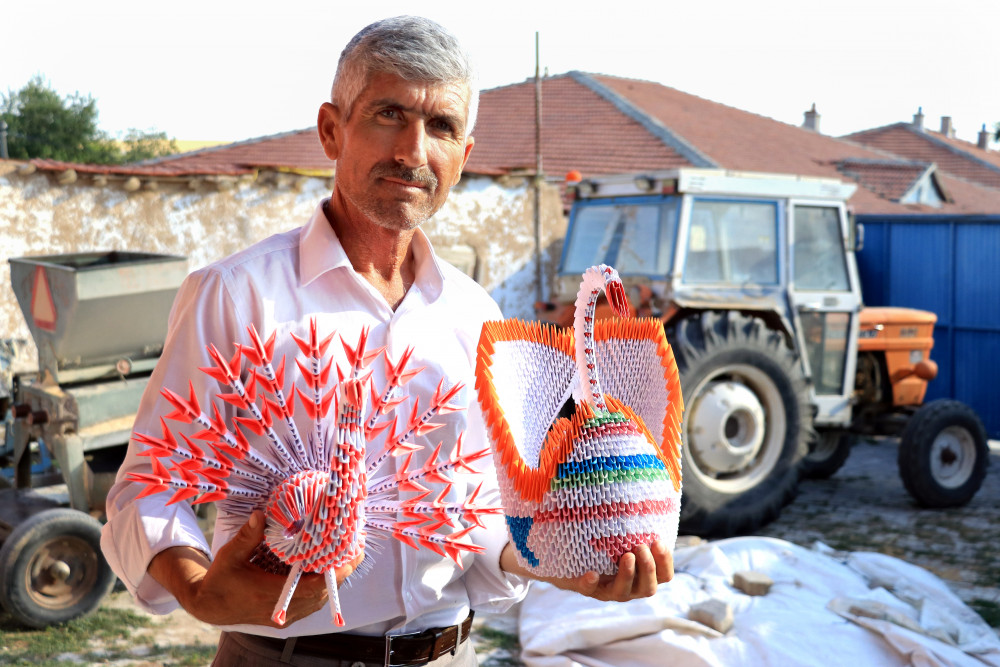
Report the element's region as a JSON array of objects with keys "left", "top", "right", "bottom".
[
  {"left": 533, "top": 32, "right": 544, "bottom": 304},
  {"left": 0, "top": 120, "right": 8, "bottom": 159}
]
